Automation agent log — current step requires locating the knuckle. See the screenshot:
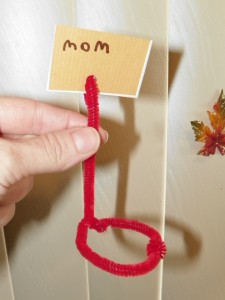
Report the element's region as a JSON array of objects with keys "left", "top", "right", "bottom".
[
  {"left": 0, "top": 204, "right": 15, "bottom": 227},
  {"left": 0, "top": 140, "right": 24, "bottom": 185},
  {"left": 41, "top": 133, "right": 66, "bottom": 166}
]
